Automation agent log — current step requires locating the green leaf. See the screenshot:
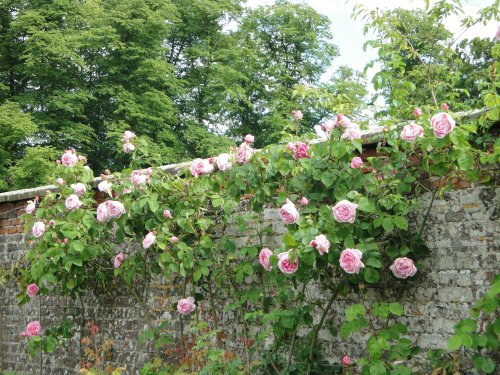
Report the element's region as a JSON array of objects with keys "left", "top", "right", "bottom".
[
  {"left": 473, "top": 354, "right": 496, "bottom": 373},
  {"left": 364, "top": 268, "right": 380, "bottom": 284},
  {"left": 370, "top": 361, "right": 387, "bottom": 375},
  {"left": 389, "top": 303, "right": 404, "bottom": 316},
  {"left": 366, "top": 257, "right": 382, "bottom": 268},
  {"left": 382, "top": 217, "right": 394, "bottom": 232},
  {"left": 283, "top": 233, "right": 298, "bottom": 248},
  {"left": 321, "top": 171, "right": 335, "bottom": 187},
  {"left": 65, "top": 278, "right": 77, "bottom": 290},
  {"left": 457, "top": 153, "right": 474, "bottom": 171},
  {"left": 393, "top": 216, "right": 408, "bottom": 230},
  {"left": 43, "top": 336, "right": 58, "bottom": 353},
  {"left": 448, "top": 334, "right": 462, "bottom": 350},
  {"left": 193, "top": 269, "right": 202, "bottom": 282}
]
